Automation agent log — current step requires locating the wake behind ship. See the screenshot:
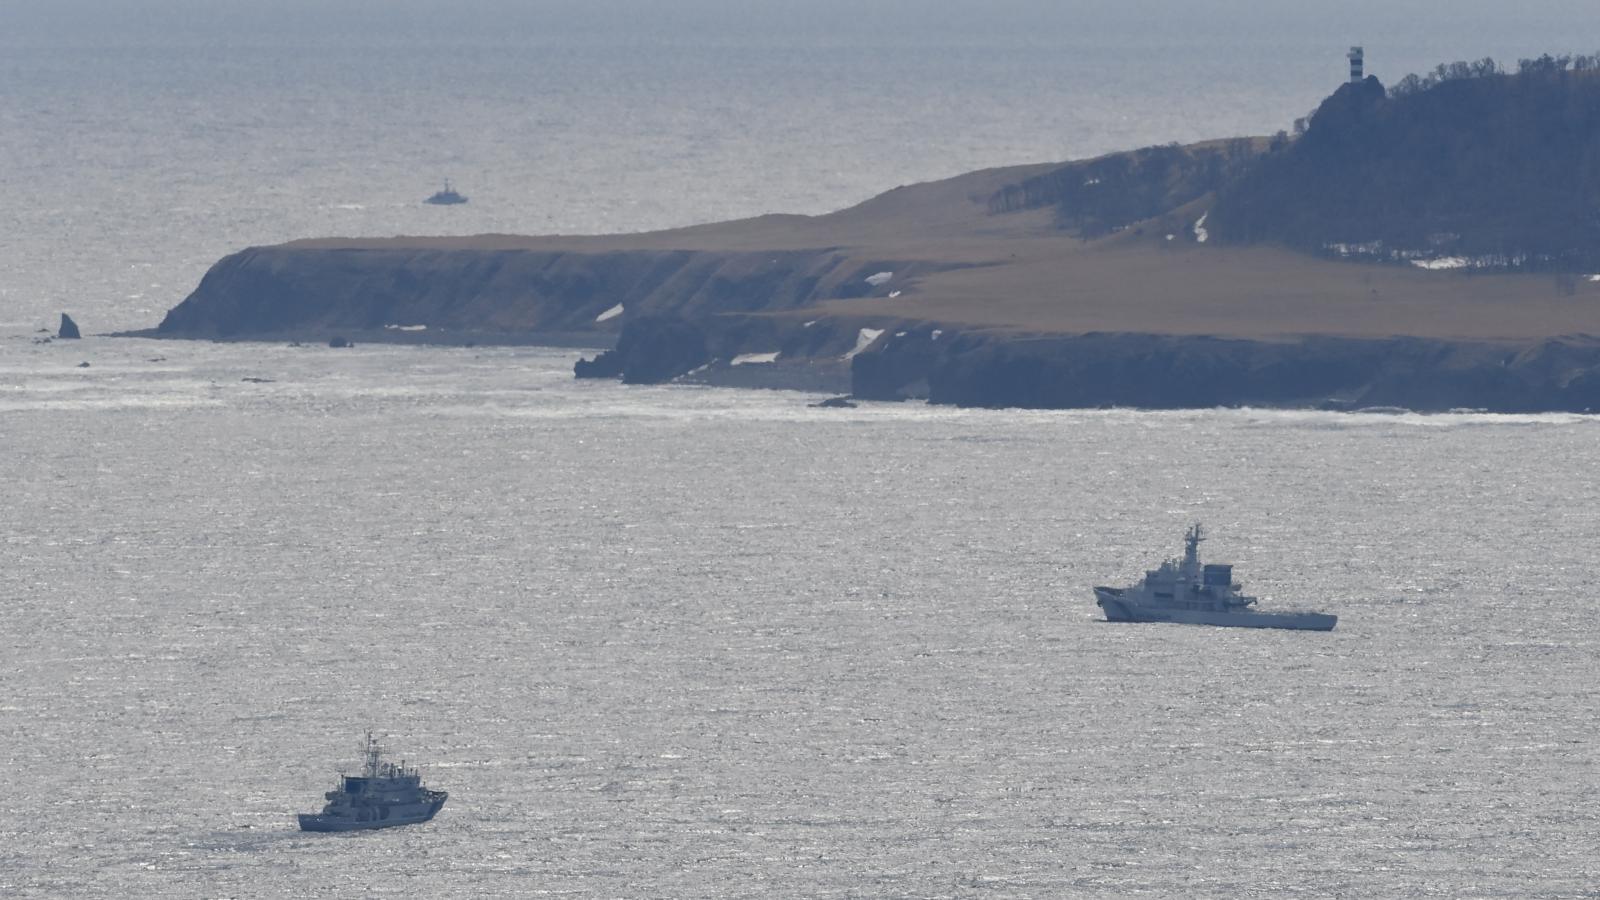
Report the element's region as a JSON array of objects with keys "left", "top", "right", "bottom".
[
  {"left": 1094, "top": 524, "right": 1337, "bottom": 630},
  {"left": 298, "top": 734, "right": 448, "bottom": 832}
]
